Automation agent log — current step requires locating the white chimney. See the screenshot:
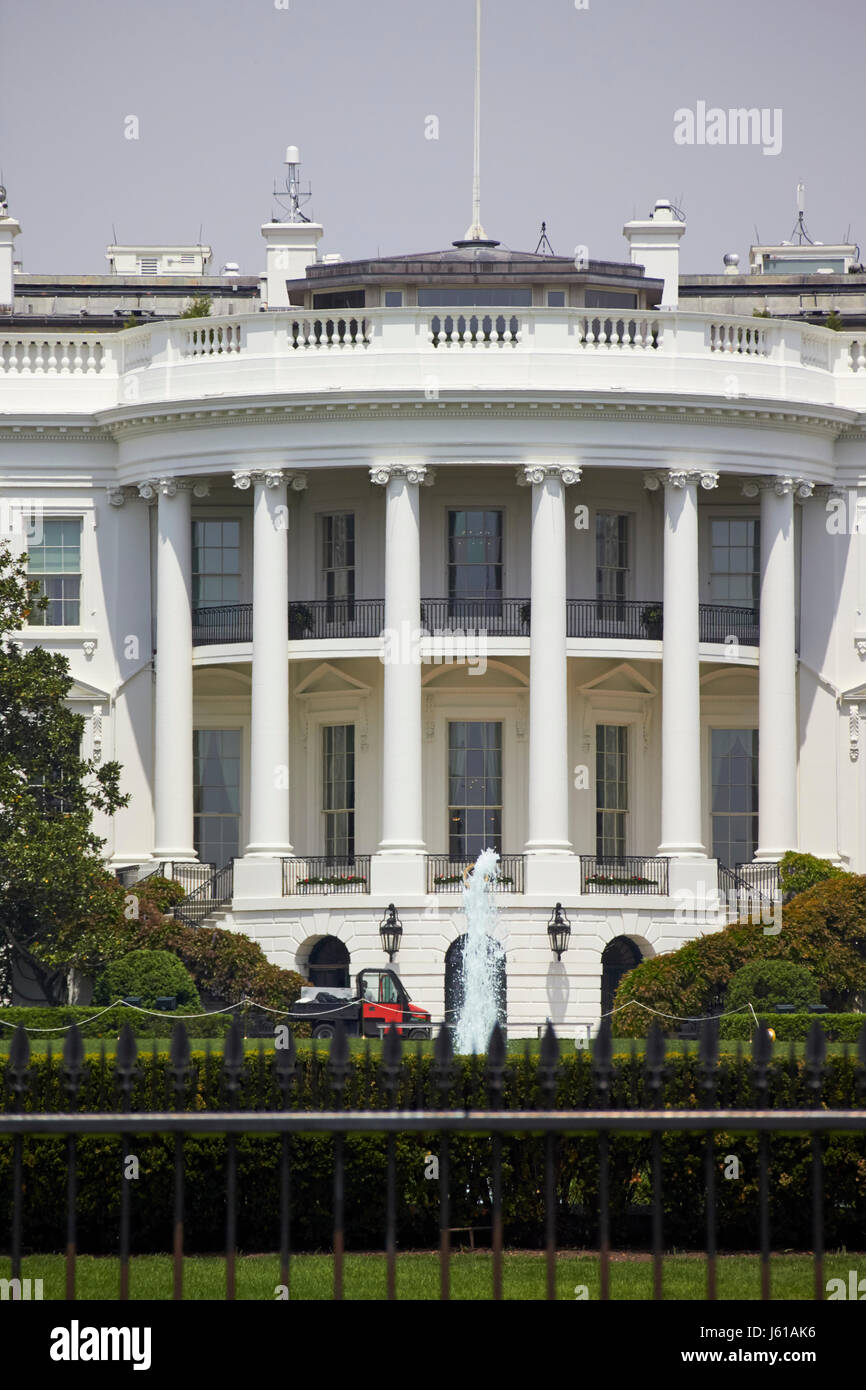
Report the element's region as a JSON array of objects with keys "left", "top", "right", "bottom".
[
  {"left": 260, "top": 221, "right": 324, "bottom": 308},
  {"left": 0, "top": 193, "right": 21, "bottom": 310},
  {"left": 622, "top": 199, "right": 686, "bottom": 308}
]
